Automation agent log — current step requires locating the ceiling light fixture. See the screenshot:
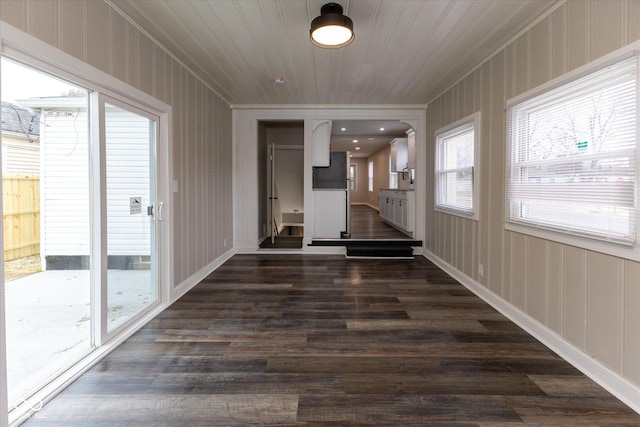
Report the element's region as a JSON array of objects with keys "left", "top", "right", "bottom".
[
  {"left": 310, "top": 3, "right": 354, "bottom": 49},
  {"left": 352, "top": 139, "right": 358, "bottom": 143}
]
